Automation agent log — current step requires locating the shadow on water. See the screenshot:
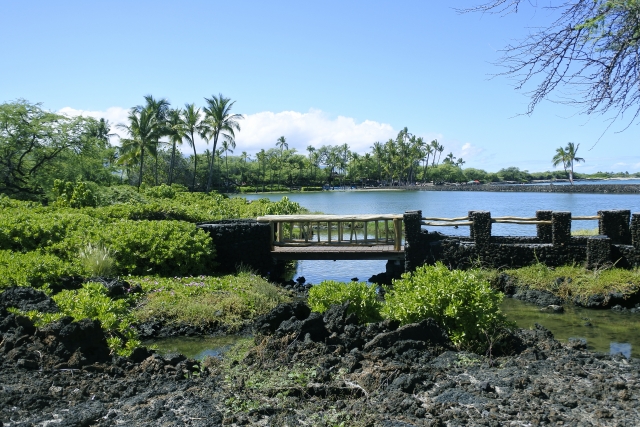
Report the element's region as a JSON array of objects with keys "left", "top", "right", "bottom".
[{"left": 502, "top": 298, "right": 640, "bottom": 358}]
